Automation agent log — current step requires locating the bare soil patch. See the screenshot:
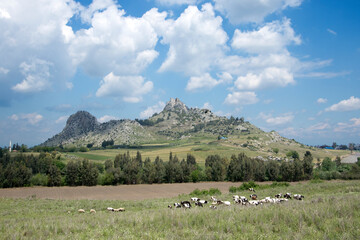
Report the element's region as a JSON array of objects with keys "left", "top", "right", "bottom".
[{"left": 0, "top": 182, "right": 239, "bottom": 200}]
